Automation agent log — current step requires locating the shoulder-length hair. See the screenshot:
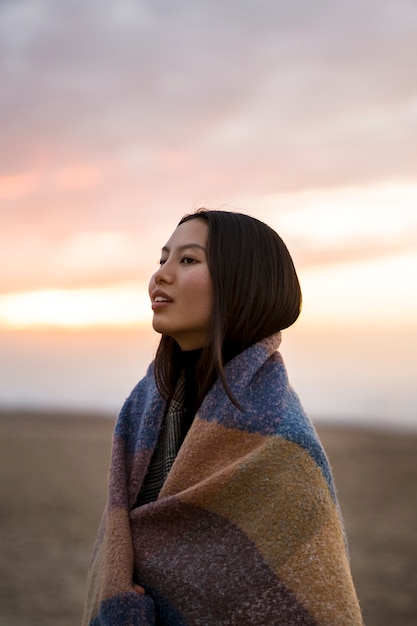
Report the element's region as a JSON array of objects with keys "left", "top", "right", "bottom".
[{"left": 153, "top": 209, "right": 302, "bottom": 410}]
